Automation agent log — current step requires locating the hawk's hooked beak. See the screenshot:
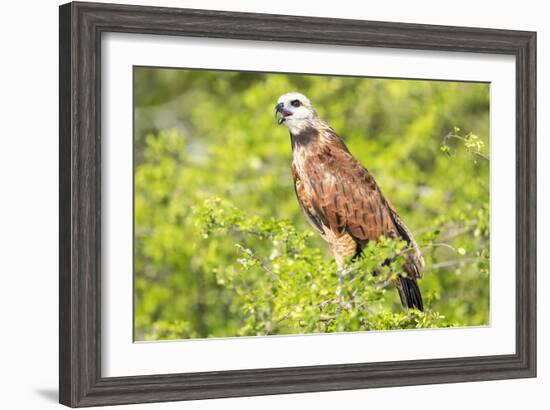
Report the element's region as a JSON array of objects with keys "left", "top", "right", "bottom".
[{"left": 274, "top": 102, "right": 290, "bottom": 125}]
